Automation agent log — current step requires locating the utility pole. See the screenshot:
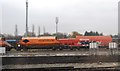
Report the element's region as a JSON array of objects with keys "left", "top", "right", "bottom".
[
  {"left": 15, "top": 24, "right": 18, "bottom": 36},
  {"left": 56, "top": 17, "right": 58, "bottom": 38},
  {"left": 26, "top": 0, "right": 28, "bottom": 37}
]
